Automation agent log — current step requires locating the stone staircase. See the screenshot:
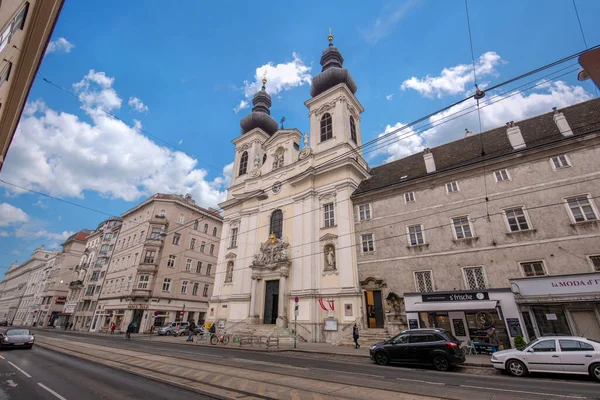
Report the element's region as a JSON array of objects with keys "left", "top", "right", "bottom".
[
  {"left": 228, "top": 324, "right": 304, "bottom": 344},
  {"left": 338, "top": 328, "right": 392, "bottom": 347}
]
